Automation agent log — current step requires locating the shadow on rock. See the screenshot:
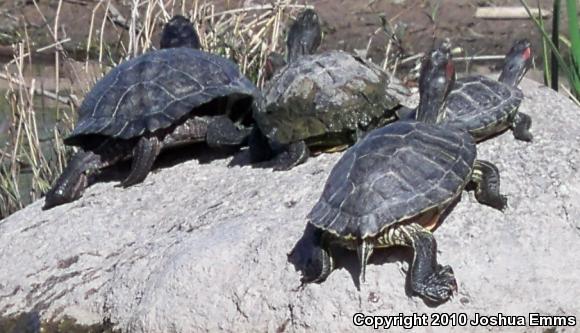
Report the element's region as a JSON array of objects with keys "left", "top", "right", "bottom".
[
  {"left": 288, "top": 223, "right": 408, "bottom": 291},
  {"left": 0, "top": 312, "right": 119, "bottom": 333}
]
